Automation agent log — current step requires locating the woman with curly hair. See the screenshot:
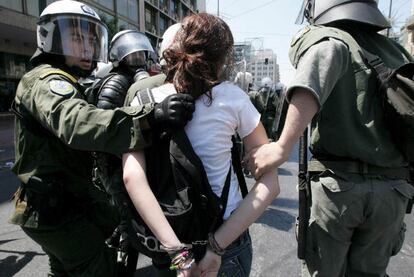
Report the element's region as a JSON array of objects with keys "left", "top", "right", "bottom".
[{"left": 122, "top": 13, "right": 280, "bottom": 276}]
